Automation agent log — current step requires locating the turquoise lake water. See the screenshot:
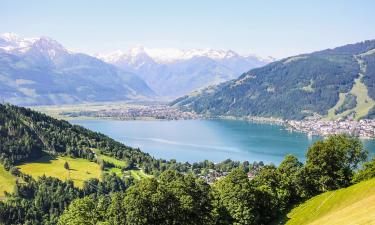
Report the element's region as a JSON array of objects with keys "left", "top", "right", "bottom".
[{"left": 72, "top": 119, "right": 375, "bottom": 164}]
